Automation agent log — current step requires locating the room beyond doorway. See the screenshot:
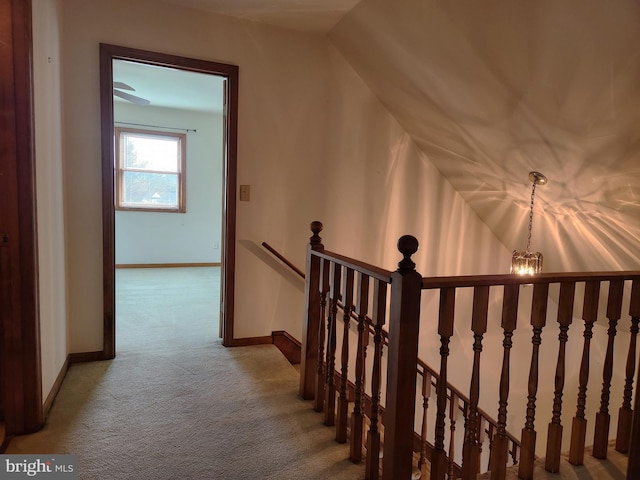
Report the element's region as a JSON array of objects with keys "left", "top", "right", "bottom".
[
  {"left": 100, "top": 44, "right": 239, "bottom": 358},
  {"left": 116, "top": 267, "right": 220, "bottom": 353}
]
